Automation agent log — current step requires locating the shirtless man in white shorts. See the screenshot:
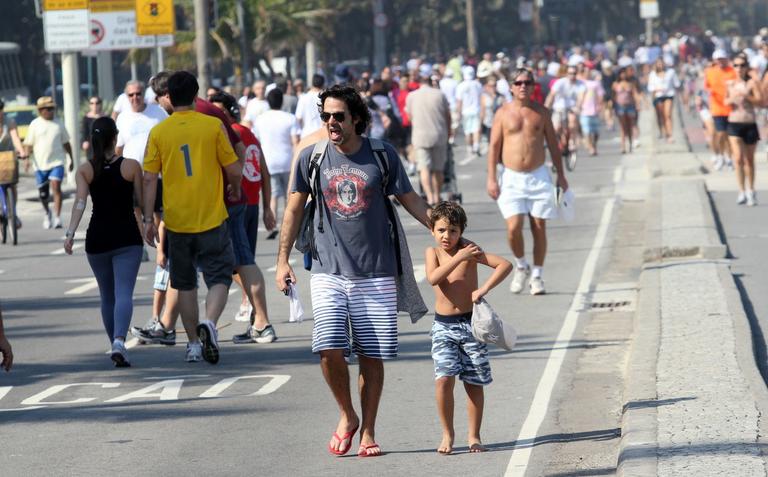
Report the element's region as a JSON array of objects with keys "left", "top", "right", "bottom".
[{"left": 486, "top": 68, "right": 569, "bottom": 295}]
